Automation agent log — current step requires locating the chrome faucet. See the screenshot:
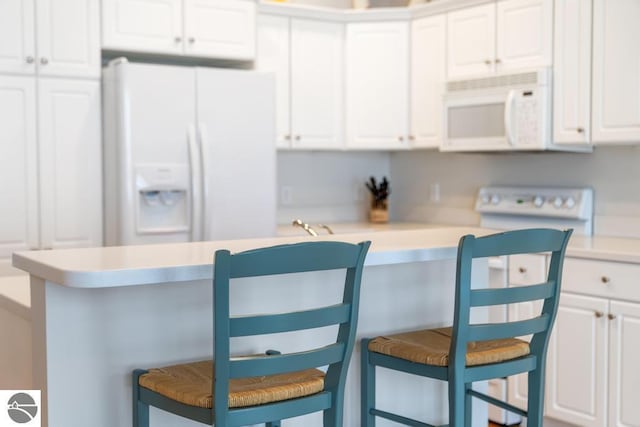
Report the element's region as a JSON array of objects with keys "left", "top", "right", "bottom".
[
  {"left": 292, "top": 219, "right": 318, "bottom": 236},
  {"left": 317, "top": 224, "right": 334, "bottom": 234}
]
